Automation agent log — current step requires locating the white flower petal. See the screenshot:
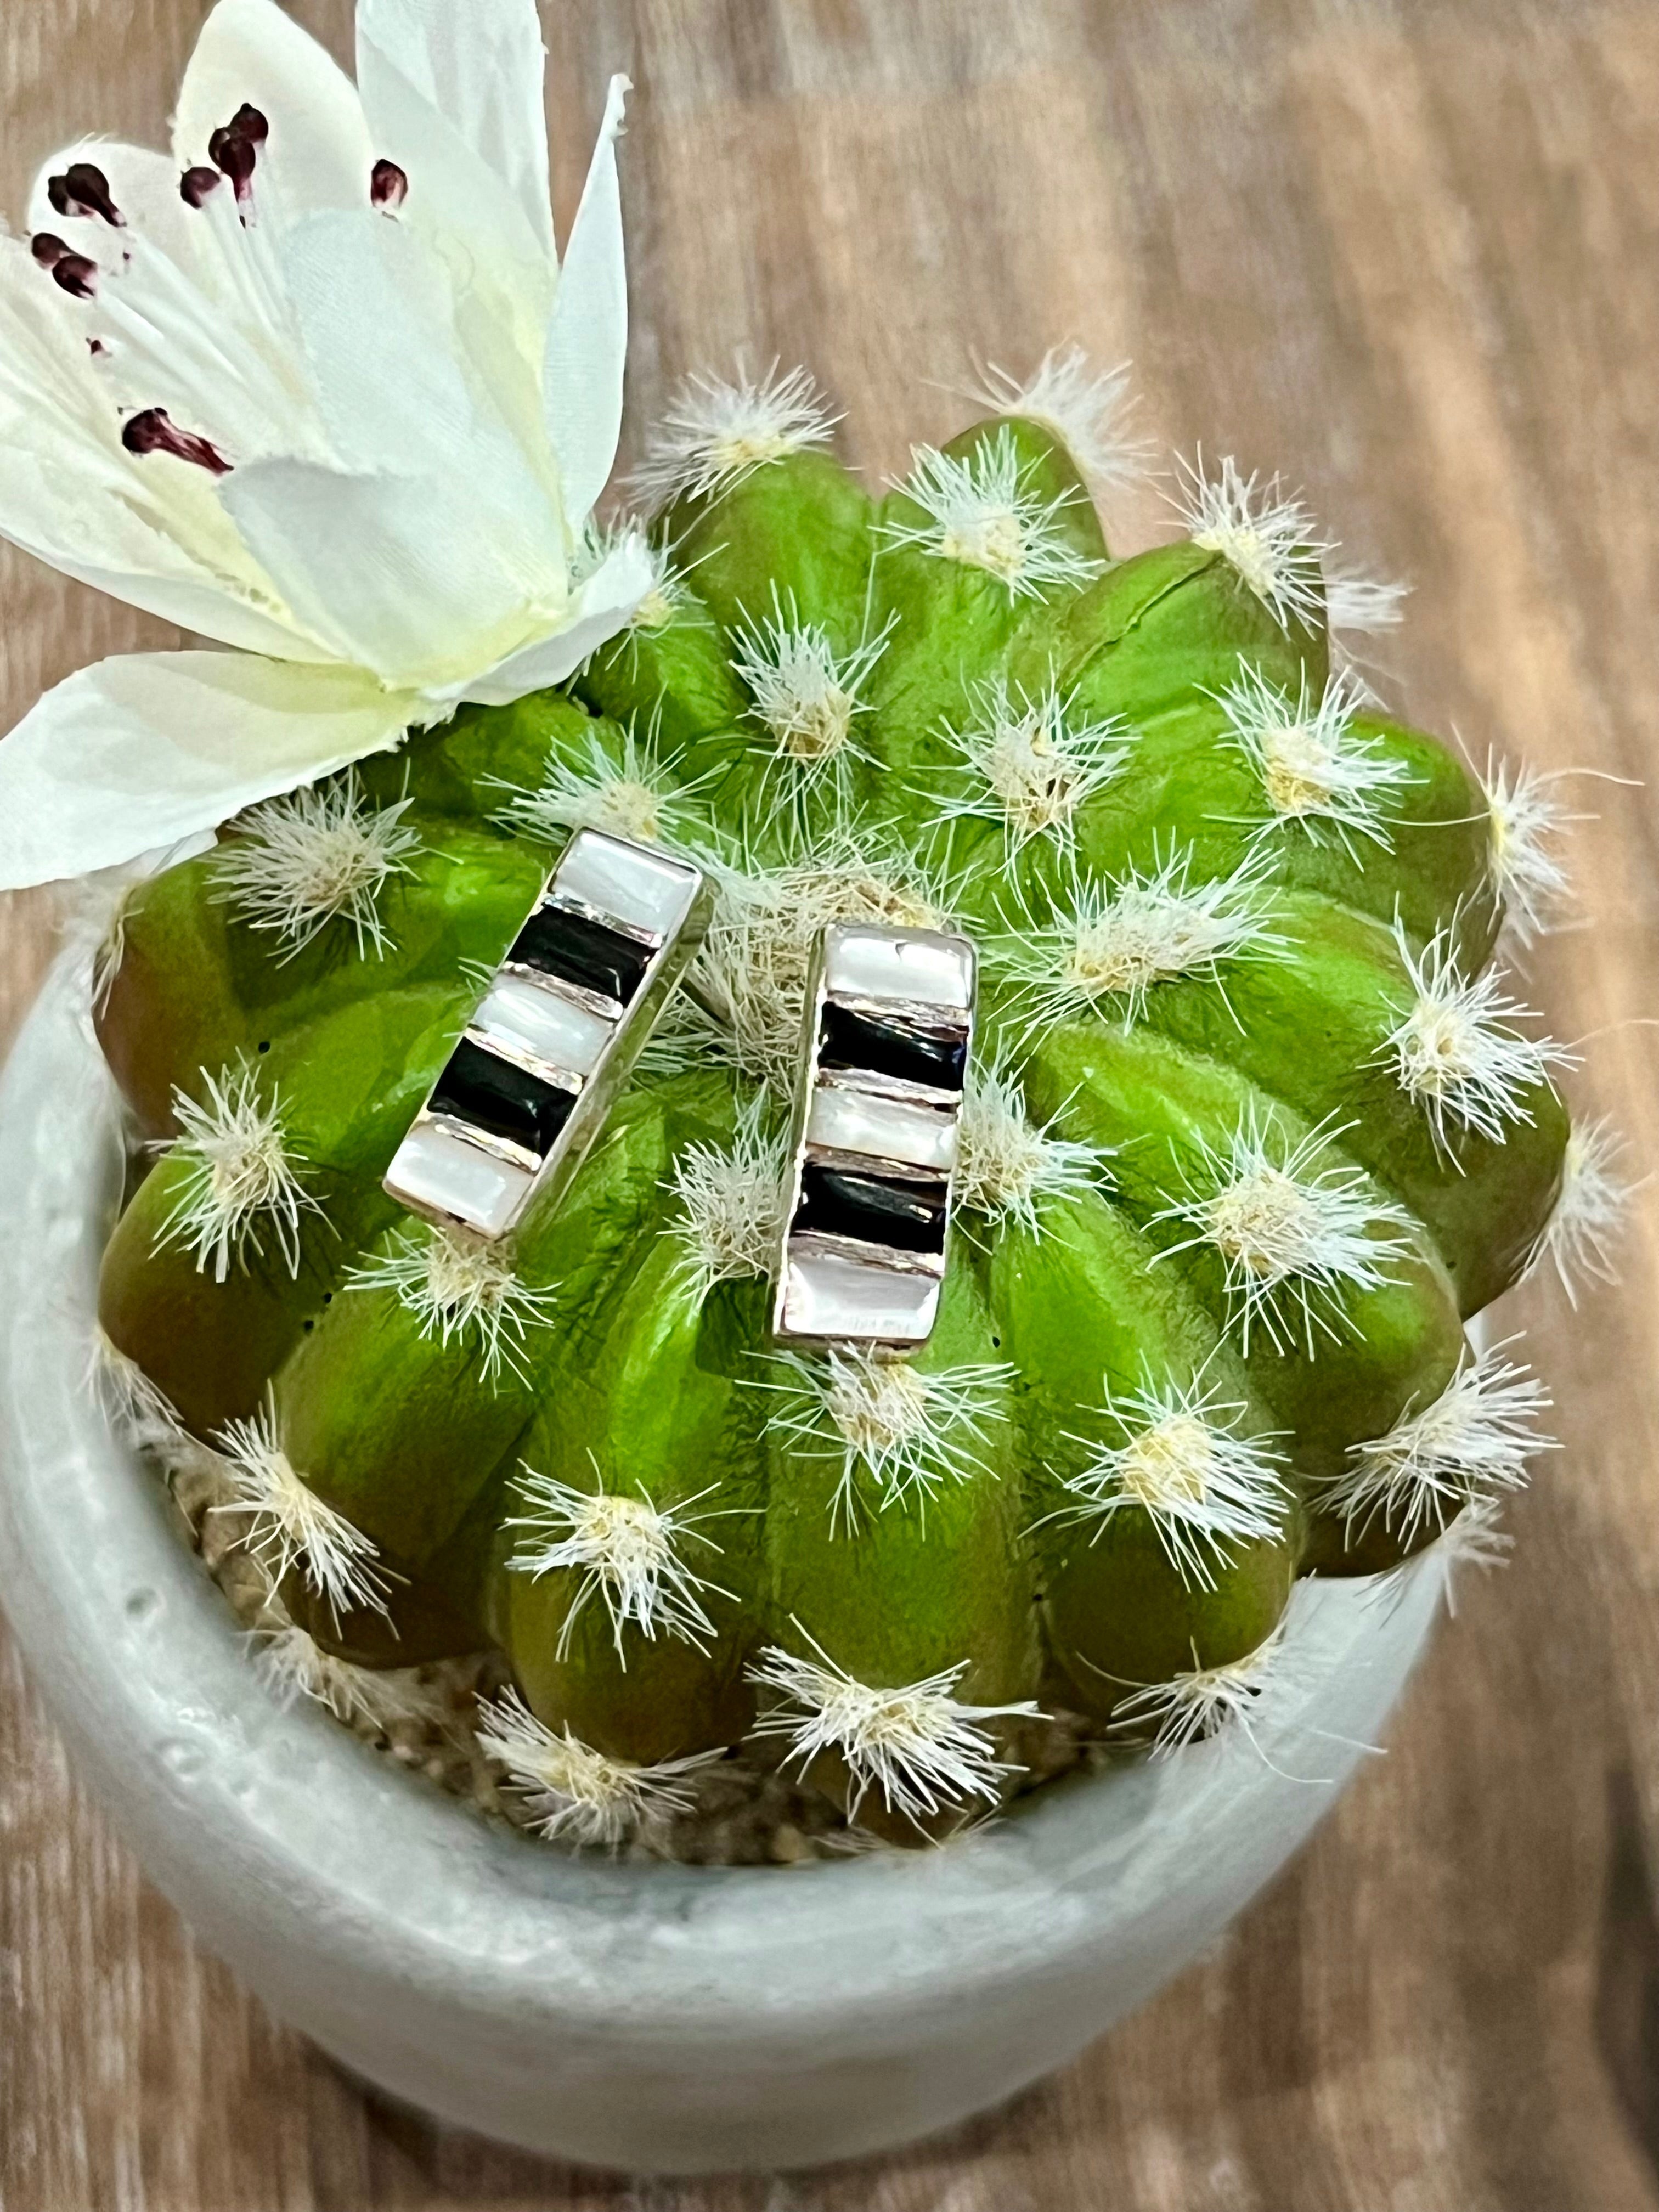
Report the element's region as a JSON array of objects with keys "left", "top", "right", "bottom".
[
  {"left": 4, "top": 470, "right": 317, "bottom": 661},
  {"left": 222, "top": 458, "right": 564, "bottom": 688},
  {"left": 543, "top": 74, "right": 630, "bottom": 526},
  {"left": 0, "top": 236, "right": 319, "bottom": 658},
  {"left": 453, "top": 534, "right": 654, "bottom": 707},
  {"left": 276, "top": 209, "right": 549, "bottom": 516},
  {"left": 356, "top": 0, "right": 555, "bottom": 266},
  {"left": 172, "top": 0, "right": 375, "bottom": 217},
  {"left": 0, "top": 652, "right": 414, "bottom": 891},
  {"left": 273, "top": 210, "right": 462, "bottom": 468},
  {"left": 354, "top": 0, "right": 553, "bottom": 317}
]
